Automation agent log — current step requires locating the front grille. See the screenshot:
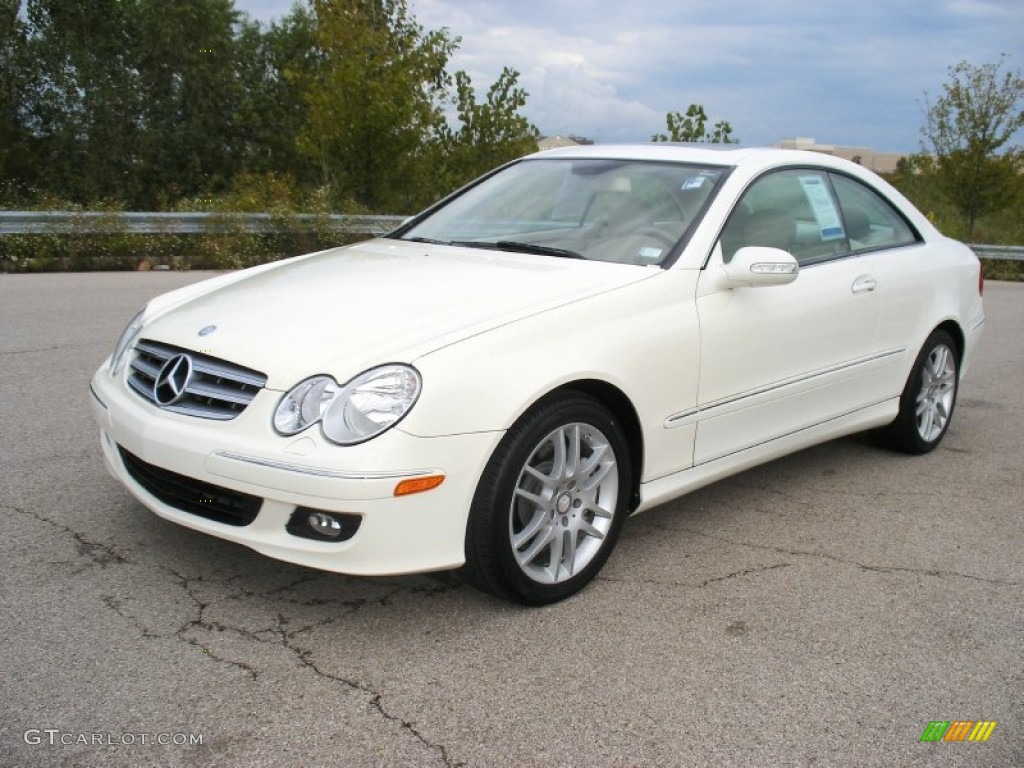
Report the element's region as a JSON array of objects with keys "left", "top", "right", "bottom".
[
  {"left": 119, "top": 446, "right": 262, "bottom": 526},
  {"left": 127, "top": 339, "right": 267, "bottom": 420}
]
